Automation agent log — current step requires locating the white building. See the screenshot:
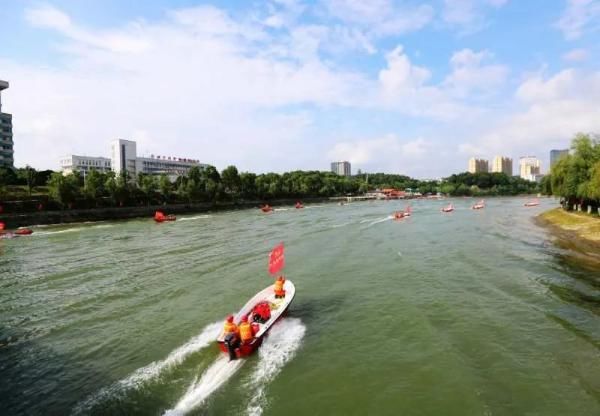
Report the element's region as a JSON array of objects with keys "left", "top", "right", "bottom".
[
  {"left": 111, "top": 139, "right": 138, "bottom": 176},
  {"left": 60, "top": 155, "right": 112, "bottom": 175},
  {"left": 62, "top": 139, "right": 207, "bottom": 179},
  {"left": 519, "top": 156, "right": 541, "bottom": 181}
]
